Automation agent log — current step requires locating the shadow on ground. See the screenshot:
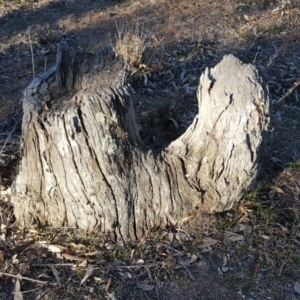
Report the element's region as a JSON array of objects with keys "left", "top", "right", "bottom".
[{"left": 0, "top": 1, "right": 300, "bottom": 299}]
